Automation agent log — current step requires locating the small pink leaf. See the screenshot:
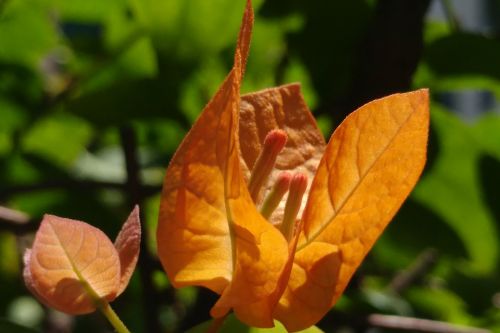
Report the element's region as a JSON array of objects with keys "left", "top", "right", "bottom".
[
  {"left": 27, "top": 215, "right": 121, "bottom": 314},
  {"left": 114, "top": 205, "right": 141, "bottom": 296},
  {"left": 23, "top": 249, "right": 58, "bottom": 309}
]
